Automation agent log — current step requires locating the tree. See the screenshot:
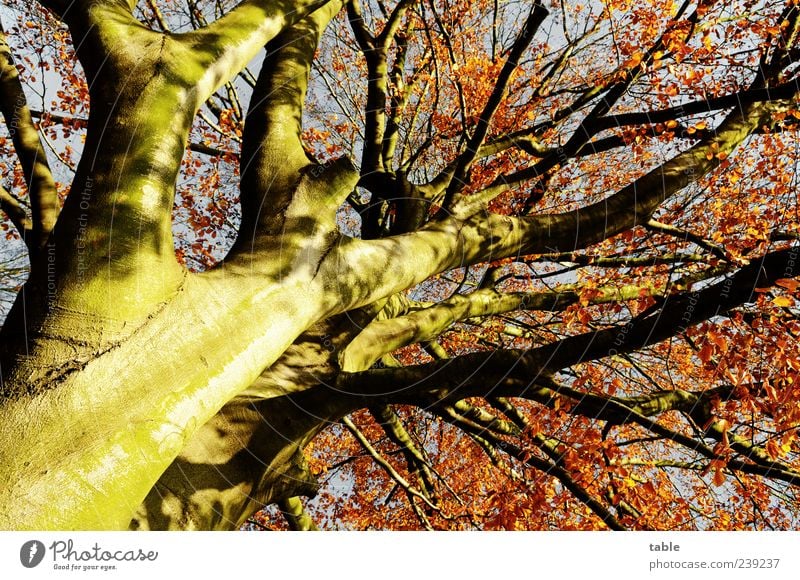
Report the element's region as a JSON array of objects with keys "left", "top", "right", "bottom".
[{"left": 0, "top": 0, "right": 799, "bottom": 531}]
